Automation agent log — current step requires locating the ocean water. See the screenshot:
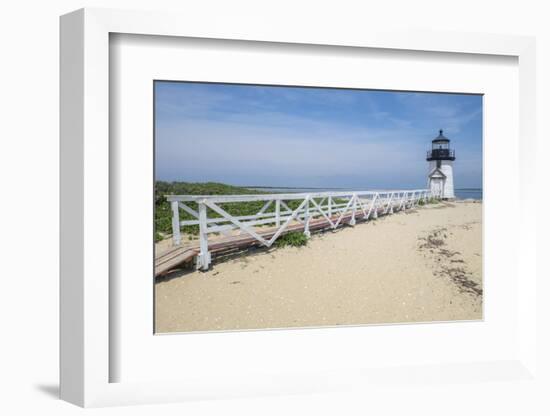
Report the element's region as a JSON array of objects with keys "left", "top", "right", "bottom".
[
  {"left": 247, "top": 187, "right": 483, "bottom": 201},
  {"left": 454, "top": 189, "right": 483, "bottom": 200}
]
